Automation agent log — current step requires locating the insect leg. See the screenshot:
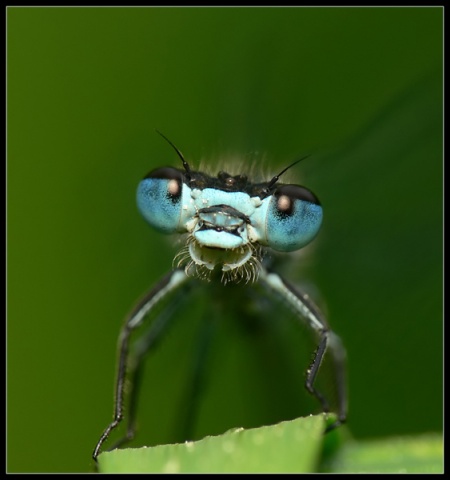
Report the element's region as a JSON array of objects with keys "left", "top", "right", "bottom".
[
  {"left": 92, "top": 268, "right": 189, "bottom": 461},
  {"left": 259, "top": 269, "right": 347, "bottom": 430},
  {"left": 108, "top": 294, "right": 184, "bottom": 451}
]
